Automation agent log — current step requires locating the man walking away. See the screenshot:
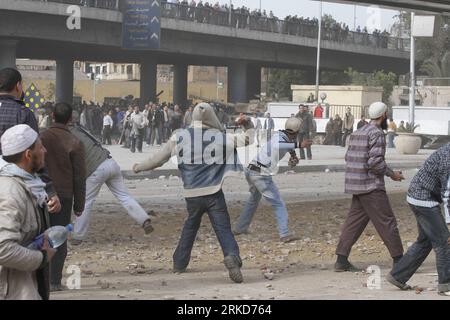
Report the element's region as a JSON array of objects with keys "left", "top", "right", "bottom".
[
  {"left": 0, "top": 125, "right": 56, "bottom": 300},
  {"left": 387, "top": 143, "right": 450, "bottom": 296},
  {"left": 40, "top": 103, "right": 86, "bottom": 291},
  {"left": 69, "top": 123, "right": 153, "bottom": 243},
  {"left": 335, "top": 102, "right": 405, "bottom": 272}
]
